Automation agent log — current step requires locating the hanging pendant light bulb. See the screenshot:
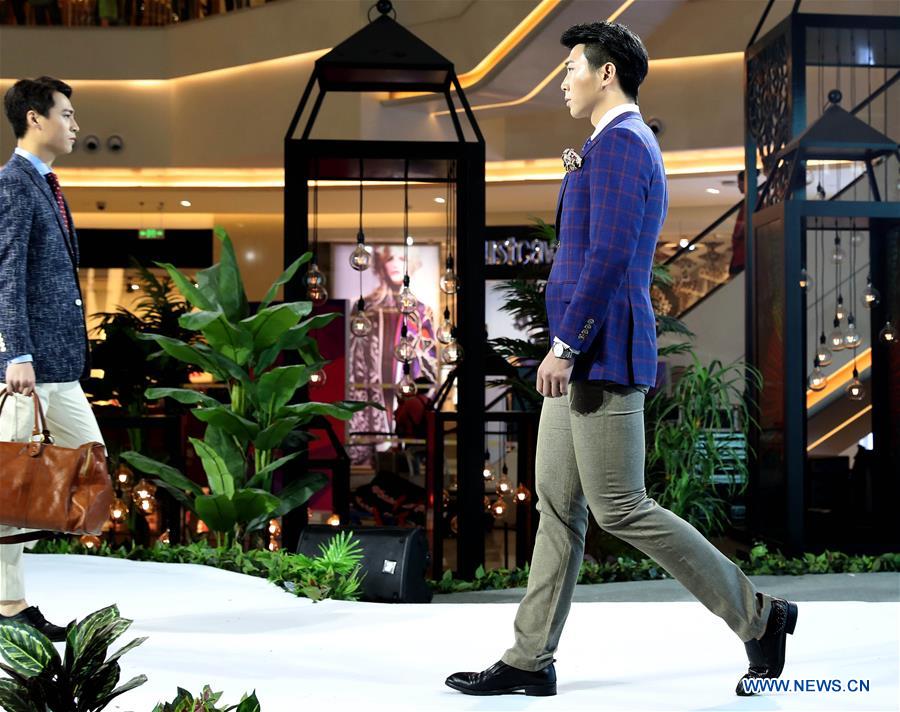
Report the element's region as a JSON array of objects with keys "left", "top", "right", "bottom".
[
  {"left": 350, "top": 237, "right": 371, "bottom": 271},
  {"left": 862, "top": 276, "right": 880, "bottom": 308},
  {"left": 835, "top": 295, "right": 846, "bottom": 322},
  {"left": 798, "top": 268, "right": 812, "bottom": 290},
  {"left": 830, "top": 235, "right": 845, "bottom": 263},
  {"left": 482, "top": 449, "right": 493, "bottom": 481},
  {"left": 437, "top": 307, "right": 454, "bottom": 345},
  {"left": 394, "top": 322, "right": 416, "bottom": 362},
  {"left": 850, "top": 231, "right": 864, "bottom": 245},
  {"left": 491, "top": 498, "right": 507, "bottom": 518},
  {"left": 843, "top": 315, "right": 861, "bottom": 349},
  {"left": 829, "top": 317, "right": 845, "bottom": 350},
  {"left": 879, "top": 320, "right": 898, "bottom": 344},
  {"left": 398, "top": 274, "right": 418, "bottom": 315},
  {"left": 514, "top": 483, "right": 532, "bottom": 504},
  {"left": 308, "top": 284, "right": 329, "bottom": 306},
  {"left": 441, "top": 337, "right": 464, "bottom": 365},
  {"left": 815, "top": 332, "right": 833, "bottom": 367},
  {"left": 440, "top": 254, "right": 459, "bottom": 294},
  {"left": 310, "top": 368, "right": 327, "bottom": 386},
  {"left": 350, "top": 297, "right": 373, "bottom": 338},
  {"left": 396, "top": 362, "right": 418, "bottom": 398},
  {"left": 808, "top": 358, "right": 828, "bottom": 391},
  {"left": 305, "top": 263, "right": 326, "bottom": 288},
  {"left": 497, "top": 464, "right": 511, "bottom": 495},
  {"left": 845, "top": 367, "right": 864, "bottom": 400}
]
